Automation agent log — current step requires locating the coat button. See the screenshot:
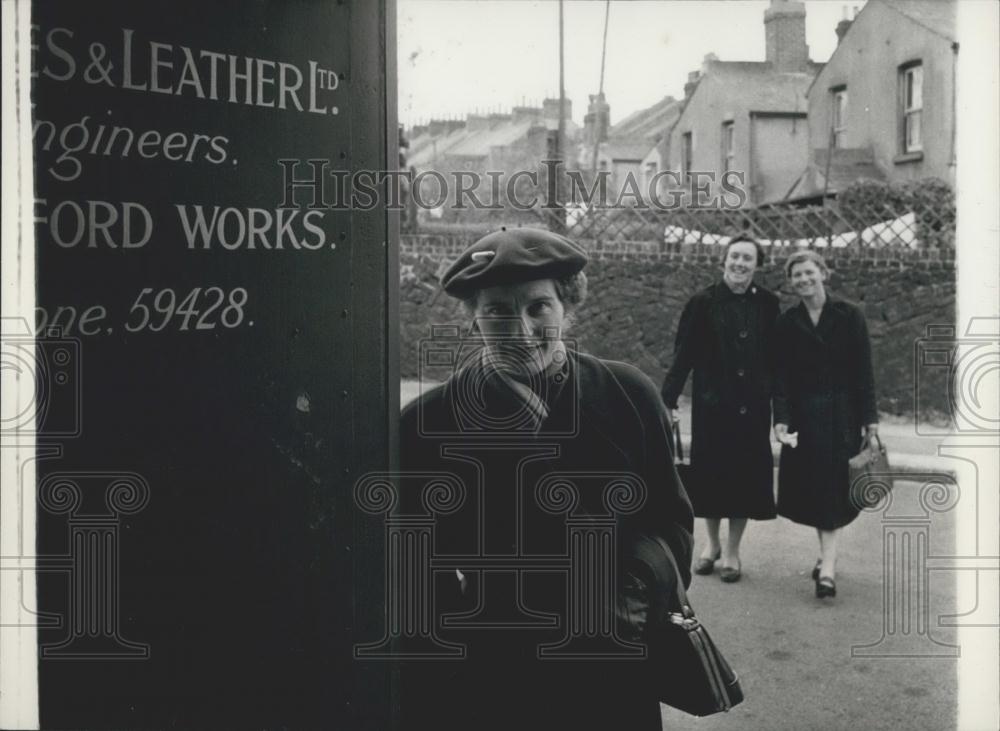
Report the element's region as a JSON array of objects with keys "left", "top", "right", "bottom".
[
  {"left": 739, "top": 406, "right": 748, "bottom": 415},
  {"left": 739, "top": 330, "right": 748, "bottom": 339},
  {"left": 737, "top": 368, "right": 745, "bottom": 377}
]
